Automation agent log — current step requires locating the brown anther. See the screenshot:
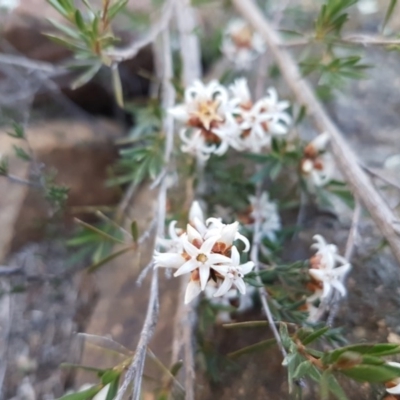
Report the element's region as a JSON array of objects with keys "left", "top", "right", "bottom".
[{"left": 191, "top": 268, "right": 200, "bottom": 282}]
